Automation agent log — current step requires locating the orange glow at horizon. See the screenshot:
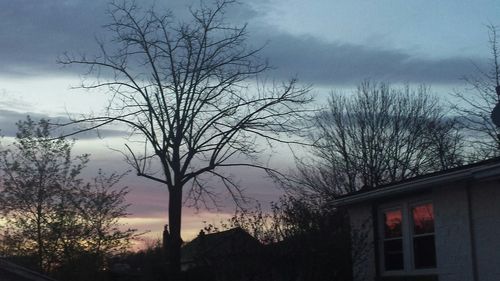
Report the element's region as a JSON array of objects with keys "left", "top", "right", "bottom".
[{"left": 120, "top": 211, "right": 234, "bottom": 251}]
